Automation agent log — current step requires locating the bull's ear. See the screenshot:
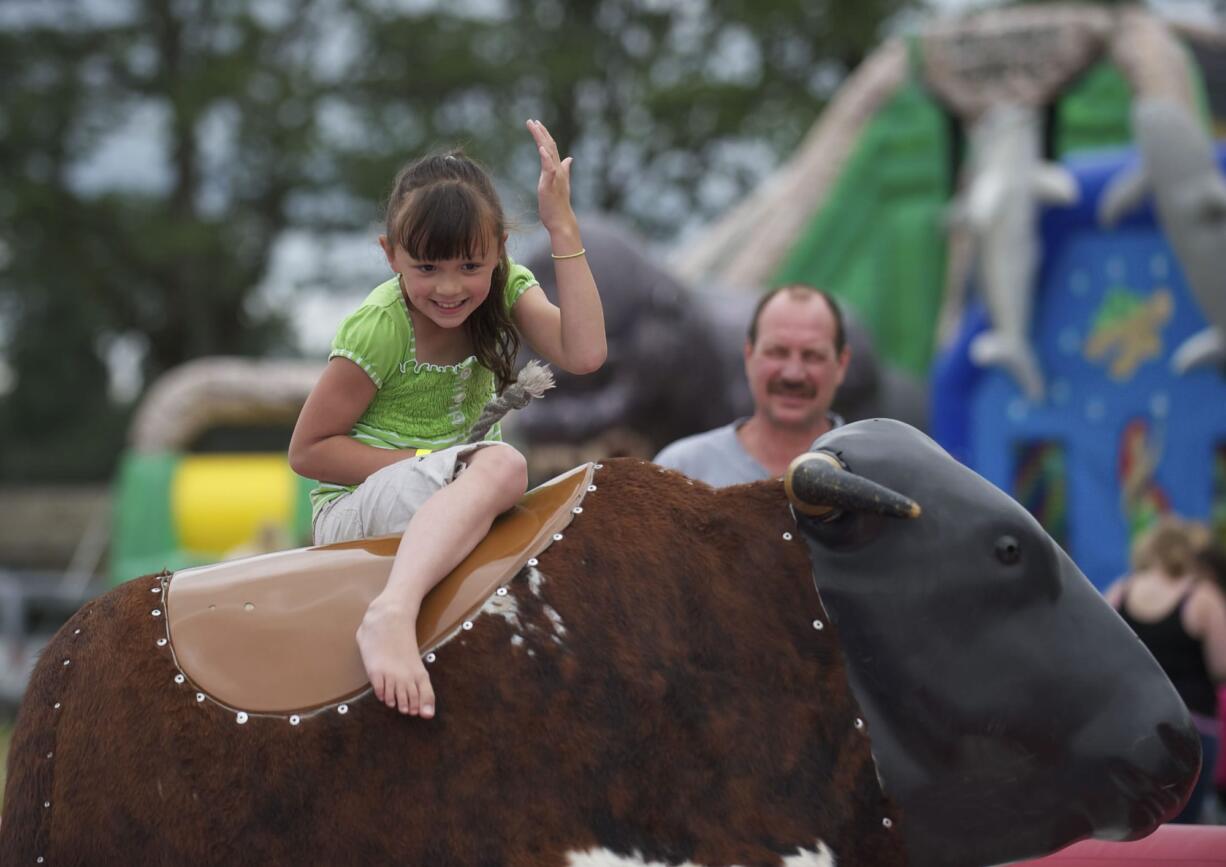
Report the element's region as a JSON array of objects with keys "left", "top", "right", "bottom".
[{"left": 785, "top": 451, "right": 921, "bottom": 521}]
